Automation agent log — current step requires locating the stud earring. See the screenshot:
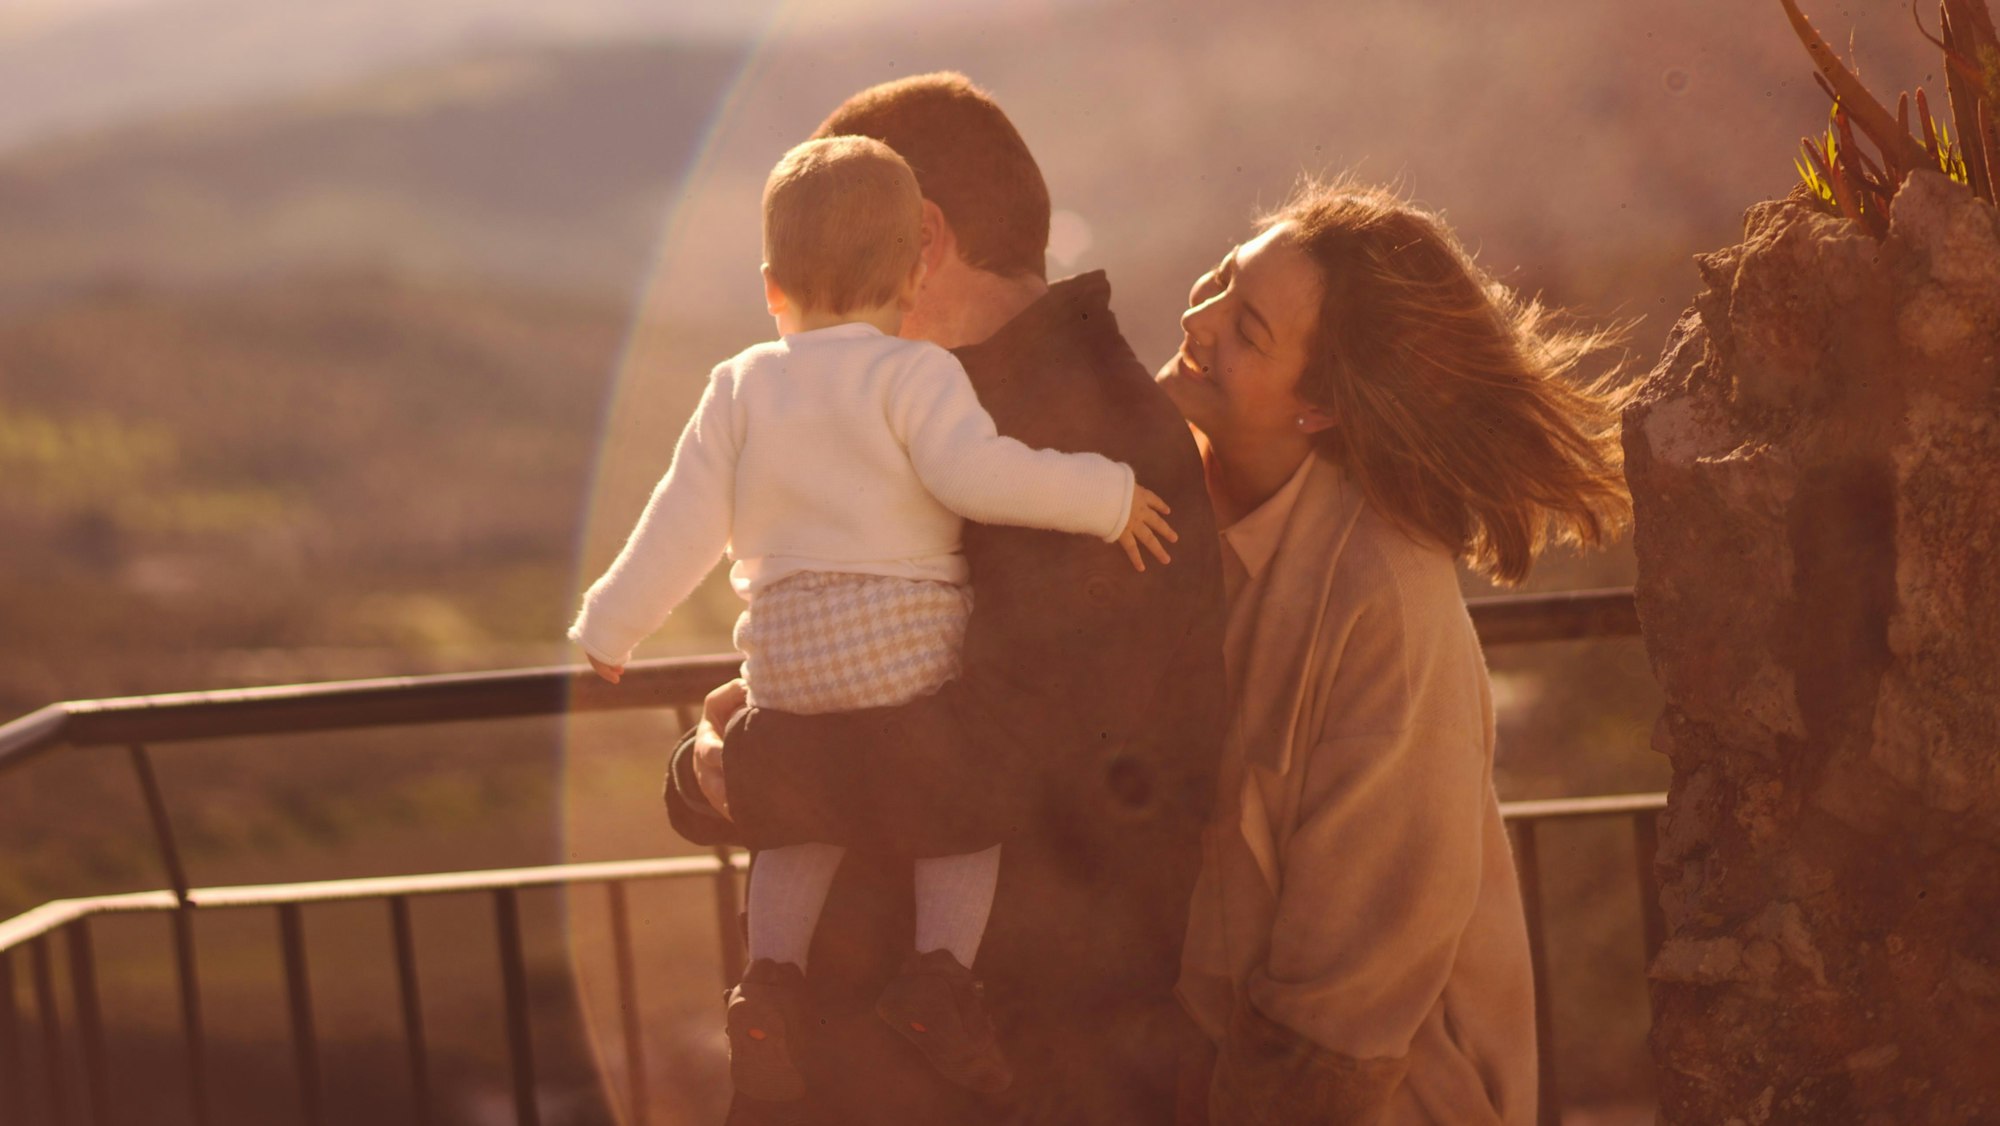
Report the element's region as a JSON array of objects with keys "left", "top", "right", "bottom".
[{"left": 1295, "top": 416, "right": 1306, "bottom": 428}]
